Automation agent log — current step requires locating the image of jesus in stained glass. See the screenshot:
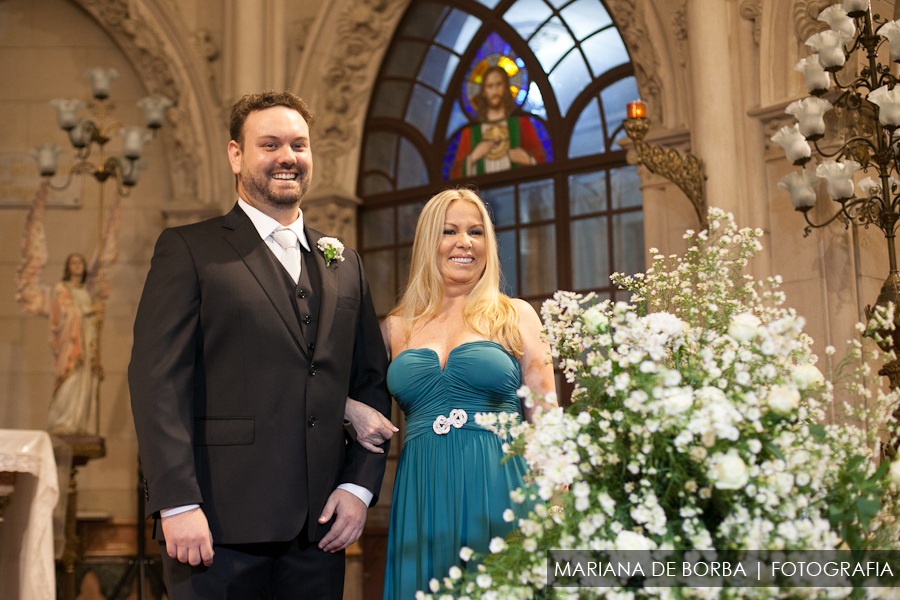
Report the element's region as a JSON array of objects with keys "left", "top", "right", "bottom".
[{"left": 449, "top": 60, "right": 547, "bottom": 178}]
